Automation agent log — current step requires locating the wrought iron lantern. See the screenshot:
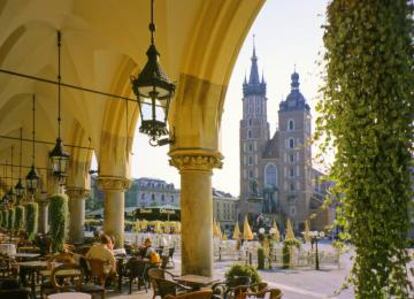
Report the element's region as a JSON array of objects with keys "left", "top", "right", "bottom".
[
  {"left": 49, "top": 31, "right": 70, "bottom": 180},
  {"left": 131, "top": 0, "right": 175, "bottom": 146},
  {"left": 26, "top": 165, "right": 40, "bottom": 194},
  {"left": 26, "top": 95, "right": 40, "bottom": 196},
  {"left": 15, "top": 179, "right": 24, "bottom": 198}
]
